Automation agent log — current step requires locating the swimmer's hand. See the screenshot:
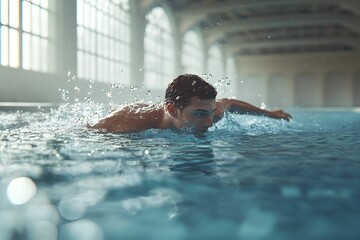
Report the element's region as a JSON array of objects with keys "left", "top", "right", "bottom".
[{"left": 268, "top": 109, "right": 292, "bottom": 121}]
